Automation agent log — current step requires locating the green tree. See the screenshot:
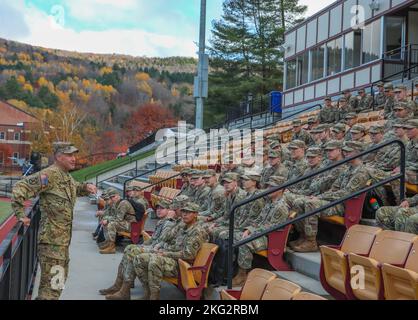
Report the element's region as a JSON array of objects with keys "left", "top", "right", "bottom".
[{"left": 38, "top": 86, "right": 59, "bottom": 109}]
